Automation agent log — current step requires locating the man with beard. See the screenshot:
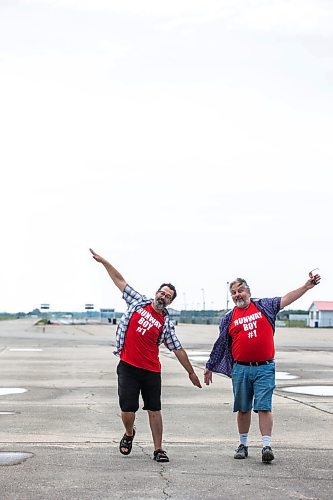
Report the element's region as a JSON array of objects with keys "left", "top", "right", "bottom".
[
  {"left": 90, "top": 249, "right": 202, "bottom": 463},
  {"left": 204, "top": 272, "right": 320, "bottom": 463}
]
